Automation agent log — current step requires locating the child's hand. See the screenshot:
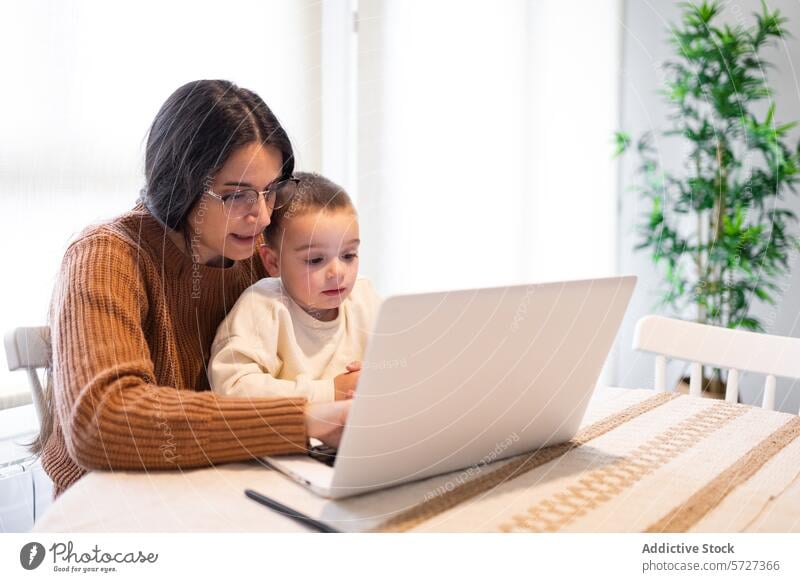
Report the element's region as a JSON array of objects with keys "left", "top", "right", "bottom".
[
  {"left": 334, "top": 369, "right": 360, "bottom": 400},
  {"left": 345, "top": 361, "right": 362, "bottom": 373}
]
